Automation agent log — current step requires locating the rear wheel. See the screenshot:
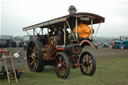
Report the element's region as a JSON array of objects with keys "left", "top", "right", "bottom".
[
  {"left": 55, "top": 52, "right": 70, "bottom": 79},
  {"left": 27, "top": 40, "right": 45, "bottom": 72},
  {"left": 79, "top": 51, "right": 96, "bottom": 76}
]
